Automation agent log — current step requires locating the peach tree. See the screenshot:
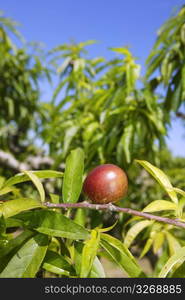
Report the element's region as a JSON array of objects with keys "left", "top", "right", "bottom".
[{"left": 0, "top": 148, "right": 185, "bottom": 278}]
